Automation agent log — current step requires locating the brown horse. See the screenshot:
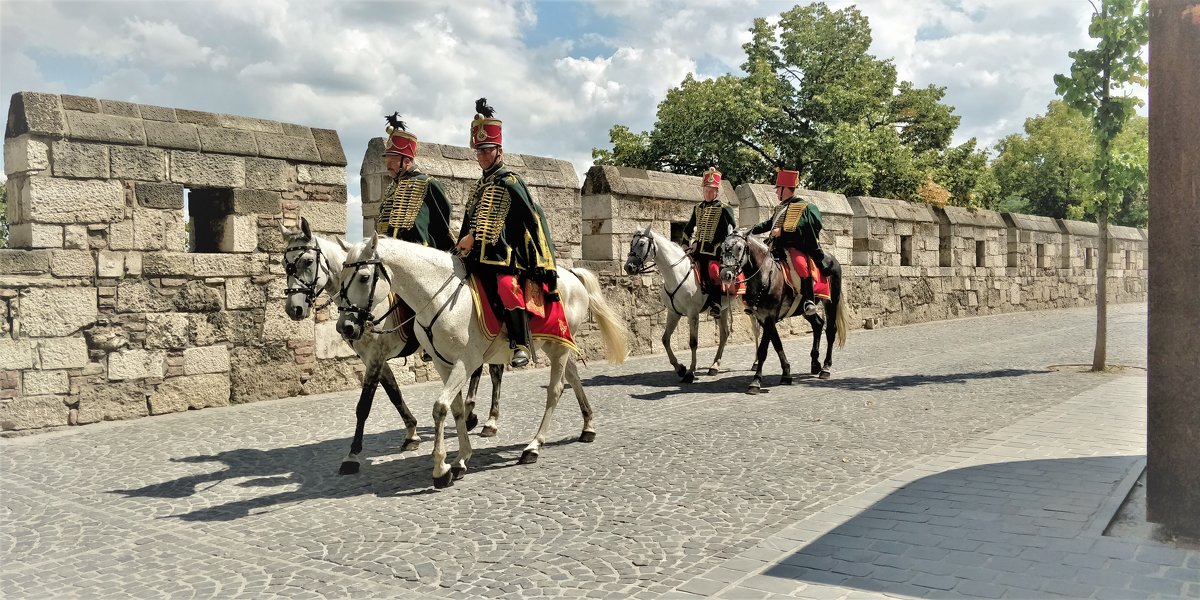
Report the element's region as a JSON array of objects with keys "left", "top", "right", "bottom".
[{"left": 720, "top": 229, "right": 848, "bottom": 394}]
